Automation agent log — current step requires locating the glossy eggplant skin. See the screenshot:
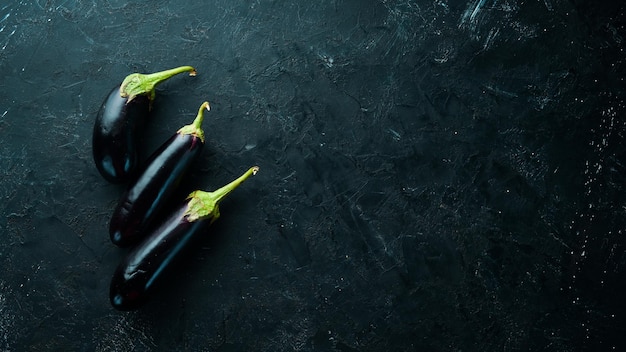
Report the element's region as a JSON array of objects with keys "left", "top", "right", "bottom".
[
  {"left": 92, "top": 86, "right": 150, "bottom": 183},
  {"left": 109, "top": 133, "right": 203, "bottom": 247},
  {"left": 109, "top": 204, "right": 212, "bottom": 311},
  {"left": 92, "top": 66, "right": 196, "bottom": 183}
]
